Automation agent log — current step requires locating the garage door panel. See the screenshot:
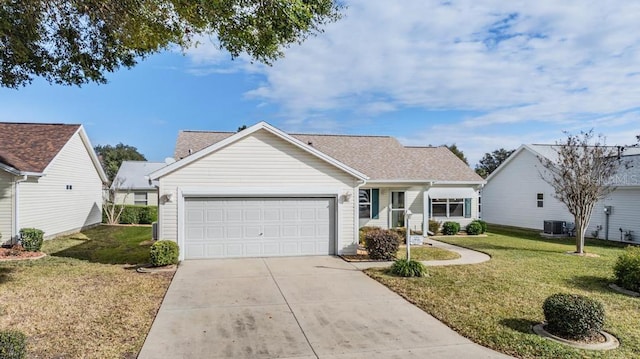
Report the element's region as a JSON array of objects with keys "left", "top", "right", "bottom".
[{"left": 184, "top": 197, "right": 335, "bottom": 259}]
